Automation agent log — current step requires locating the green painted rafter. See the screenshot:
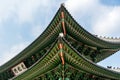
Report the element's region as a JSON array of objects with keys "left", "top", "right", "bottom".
[{"left": 13, "top": 37, "right": 120, "bottom": 80}]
